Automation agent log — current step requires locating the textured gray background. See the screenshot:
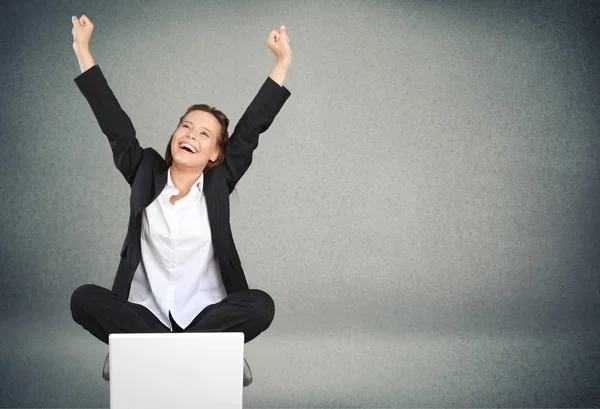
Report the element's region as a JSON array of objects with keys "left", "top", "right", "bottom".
[{"left": 1, "top": 0, "right": 599, "bottom": 407}]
